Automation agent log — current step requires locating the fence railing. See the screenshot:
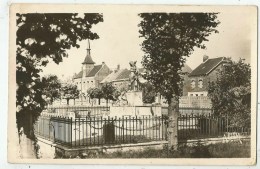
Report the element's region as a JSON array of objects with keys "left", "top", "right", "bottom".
[
  {"left": 34, "top": 114, "right": 250, "bottom": 148},
  {"left": 45, "top": 105, "right": 110, "bottom": 117},
  {"left": 177, "top": 114, "right": 250, "bottom": 141},
  {"left": 34, "top": 115, "right": 167, "bottom": 147}
]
